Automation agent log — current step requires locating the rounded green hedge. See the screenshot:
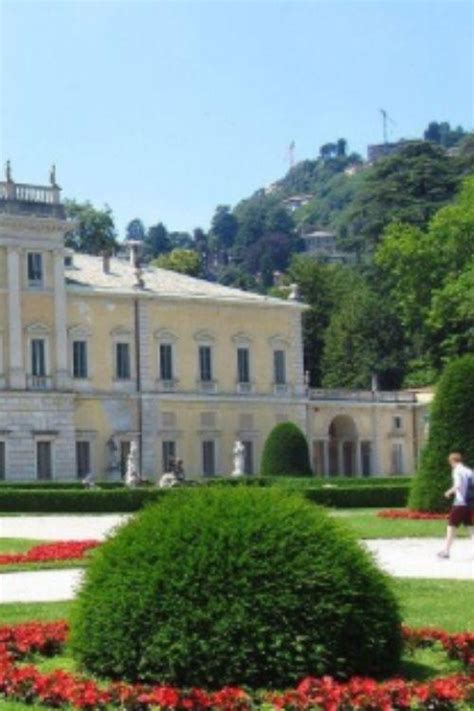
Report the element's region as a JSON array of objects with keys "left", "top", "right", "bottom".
[
  {"left": 71, "top": 487, "right": 402, "bottom": 688},
  {"left": 409, "top": 354, "right": 474, "bottom": 512},
  {"left": 260, "top": 422, "right": 312, "bottom": 477}
]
